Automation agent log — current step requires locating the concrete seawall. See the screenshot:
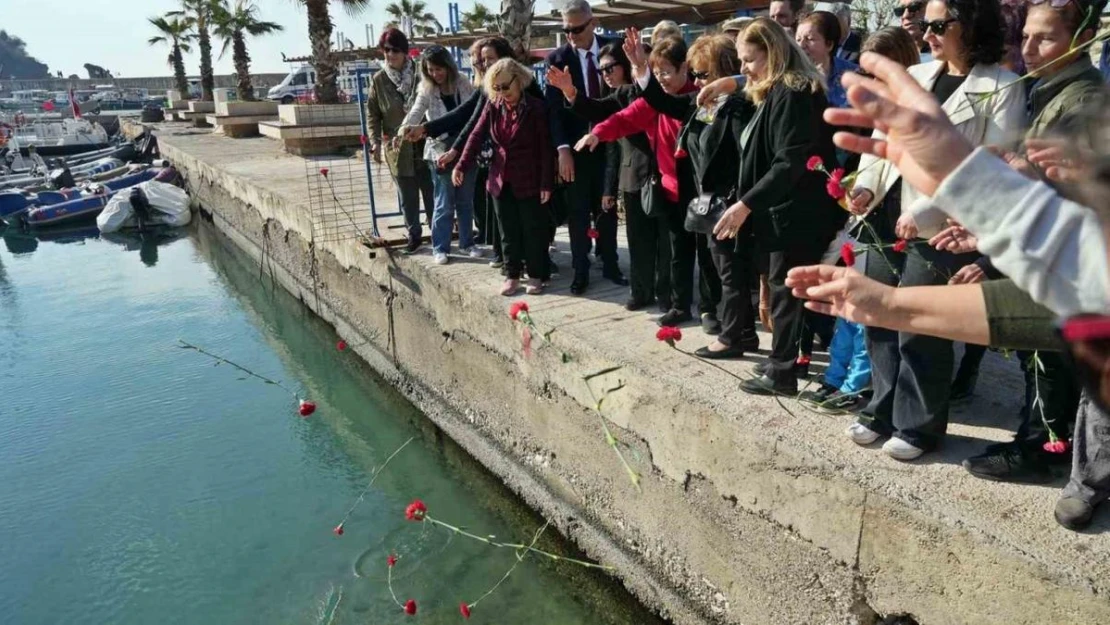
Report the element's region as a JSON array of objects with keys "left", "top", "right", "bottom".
[{"left": 152, "top": 124, "right": 1110, "bottom": 625}]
